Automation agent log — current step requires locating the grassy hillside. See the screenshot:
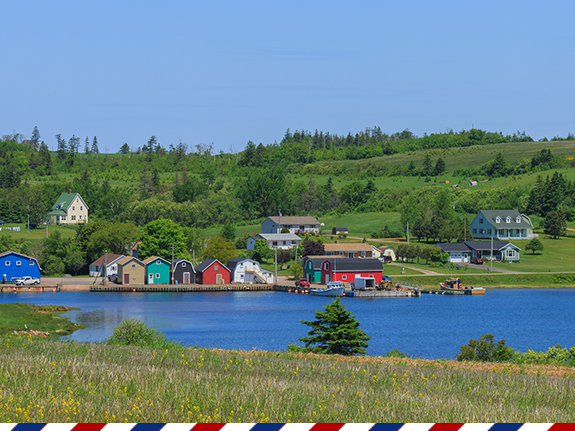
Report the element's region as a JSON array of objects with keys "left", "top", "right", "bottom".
[{"left": 1, "top": 337, "right": 574, "bottom": 422}]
